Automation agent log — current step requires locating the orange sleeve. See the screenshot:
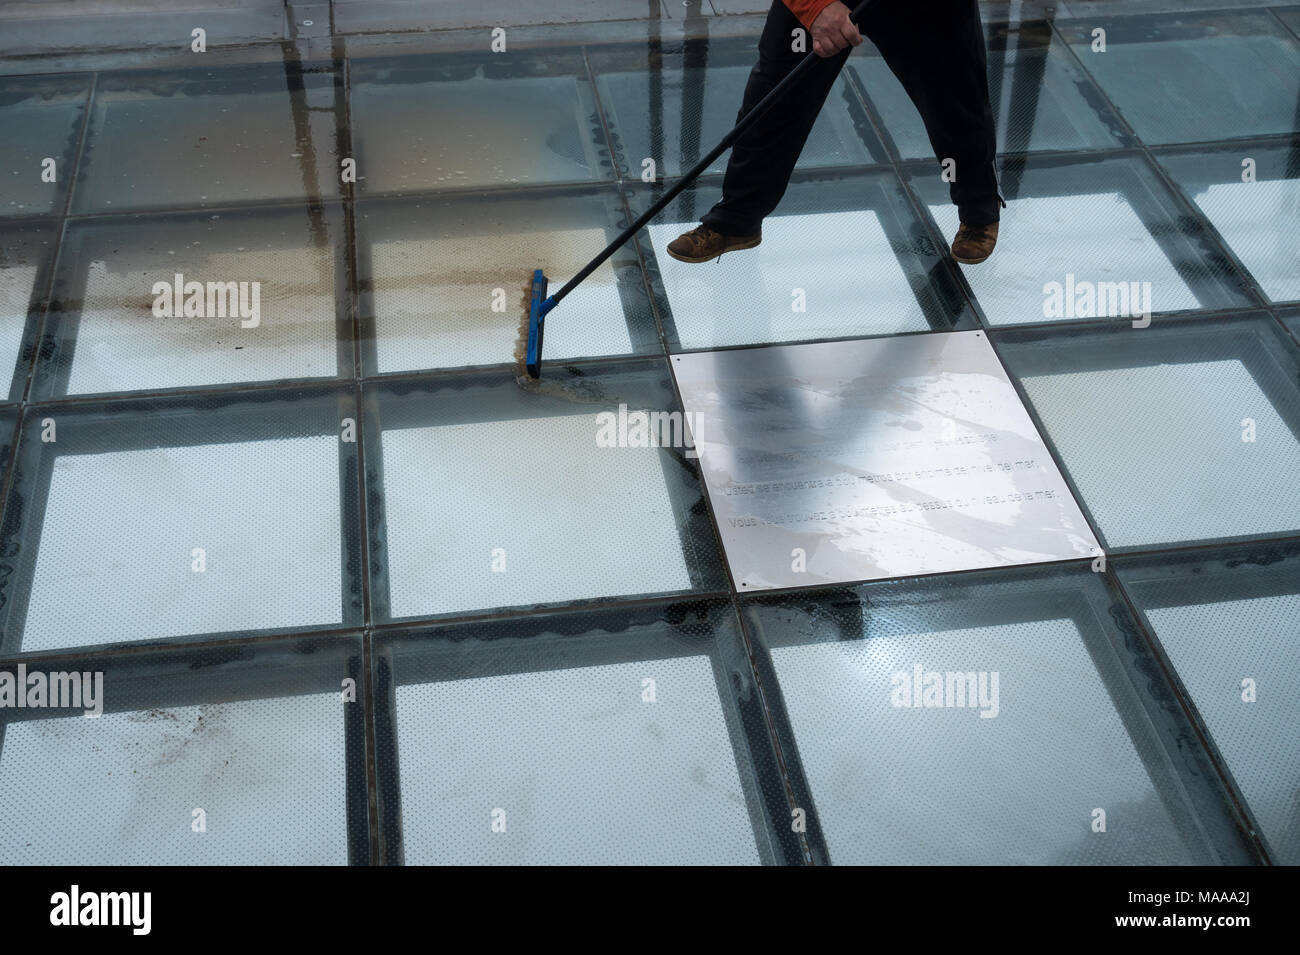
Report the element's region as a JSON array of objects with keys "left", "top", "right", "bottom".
[{"left": 783, "top": 0, "right": 840, "bottom": 31}]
